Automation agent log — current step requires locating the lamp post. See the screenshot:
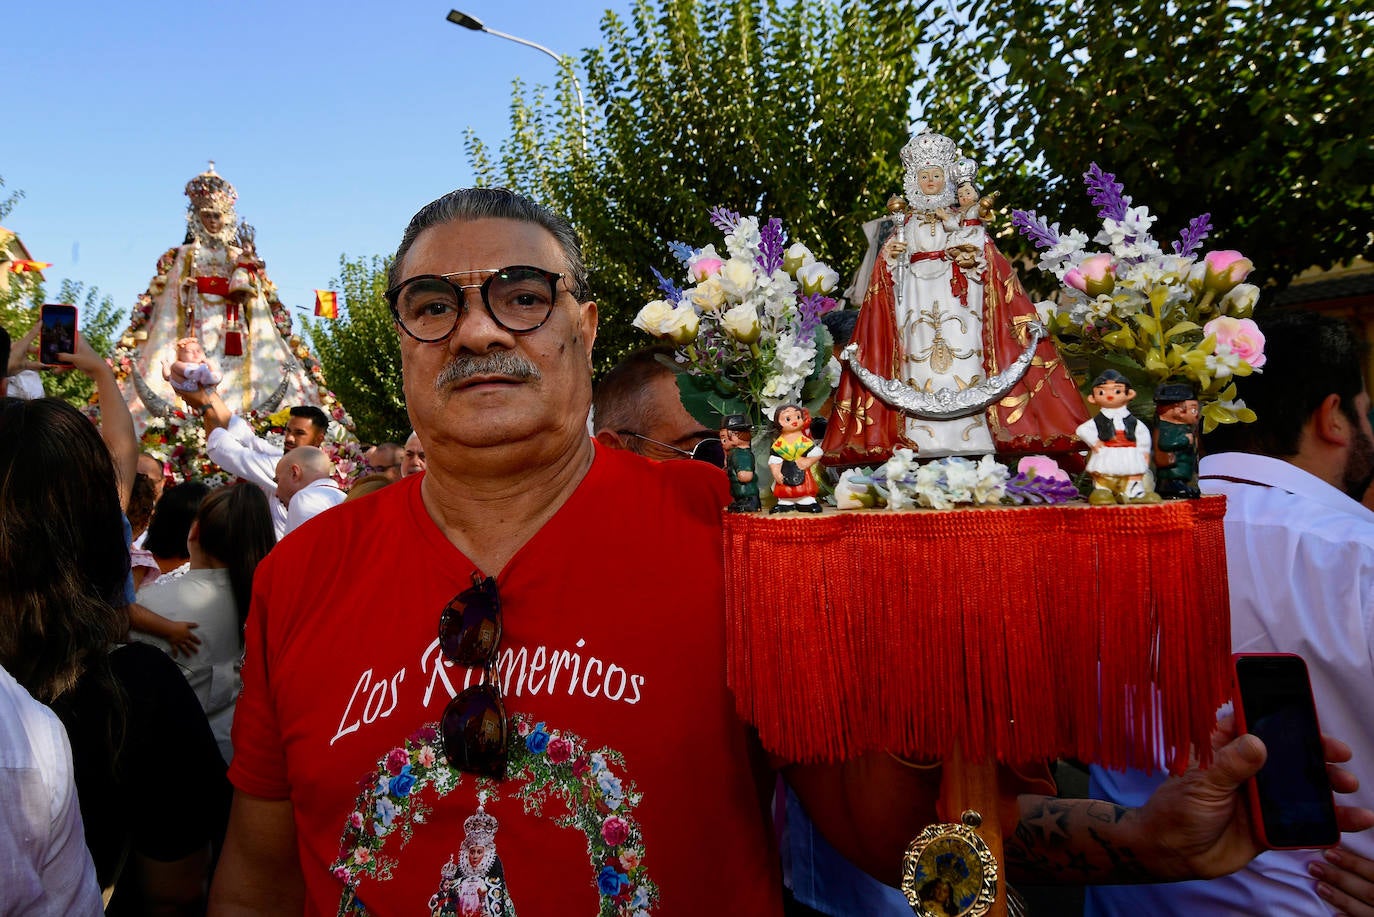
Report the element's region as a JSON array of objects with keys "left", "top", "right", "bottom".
[{"left": 446, "top": 9, "right": 590, "bottom": 151}]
